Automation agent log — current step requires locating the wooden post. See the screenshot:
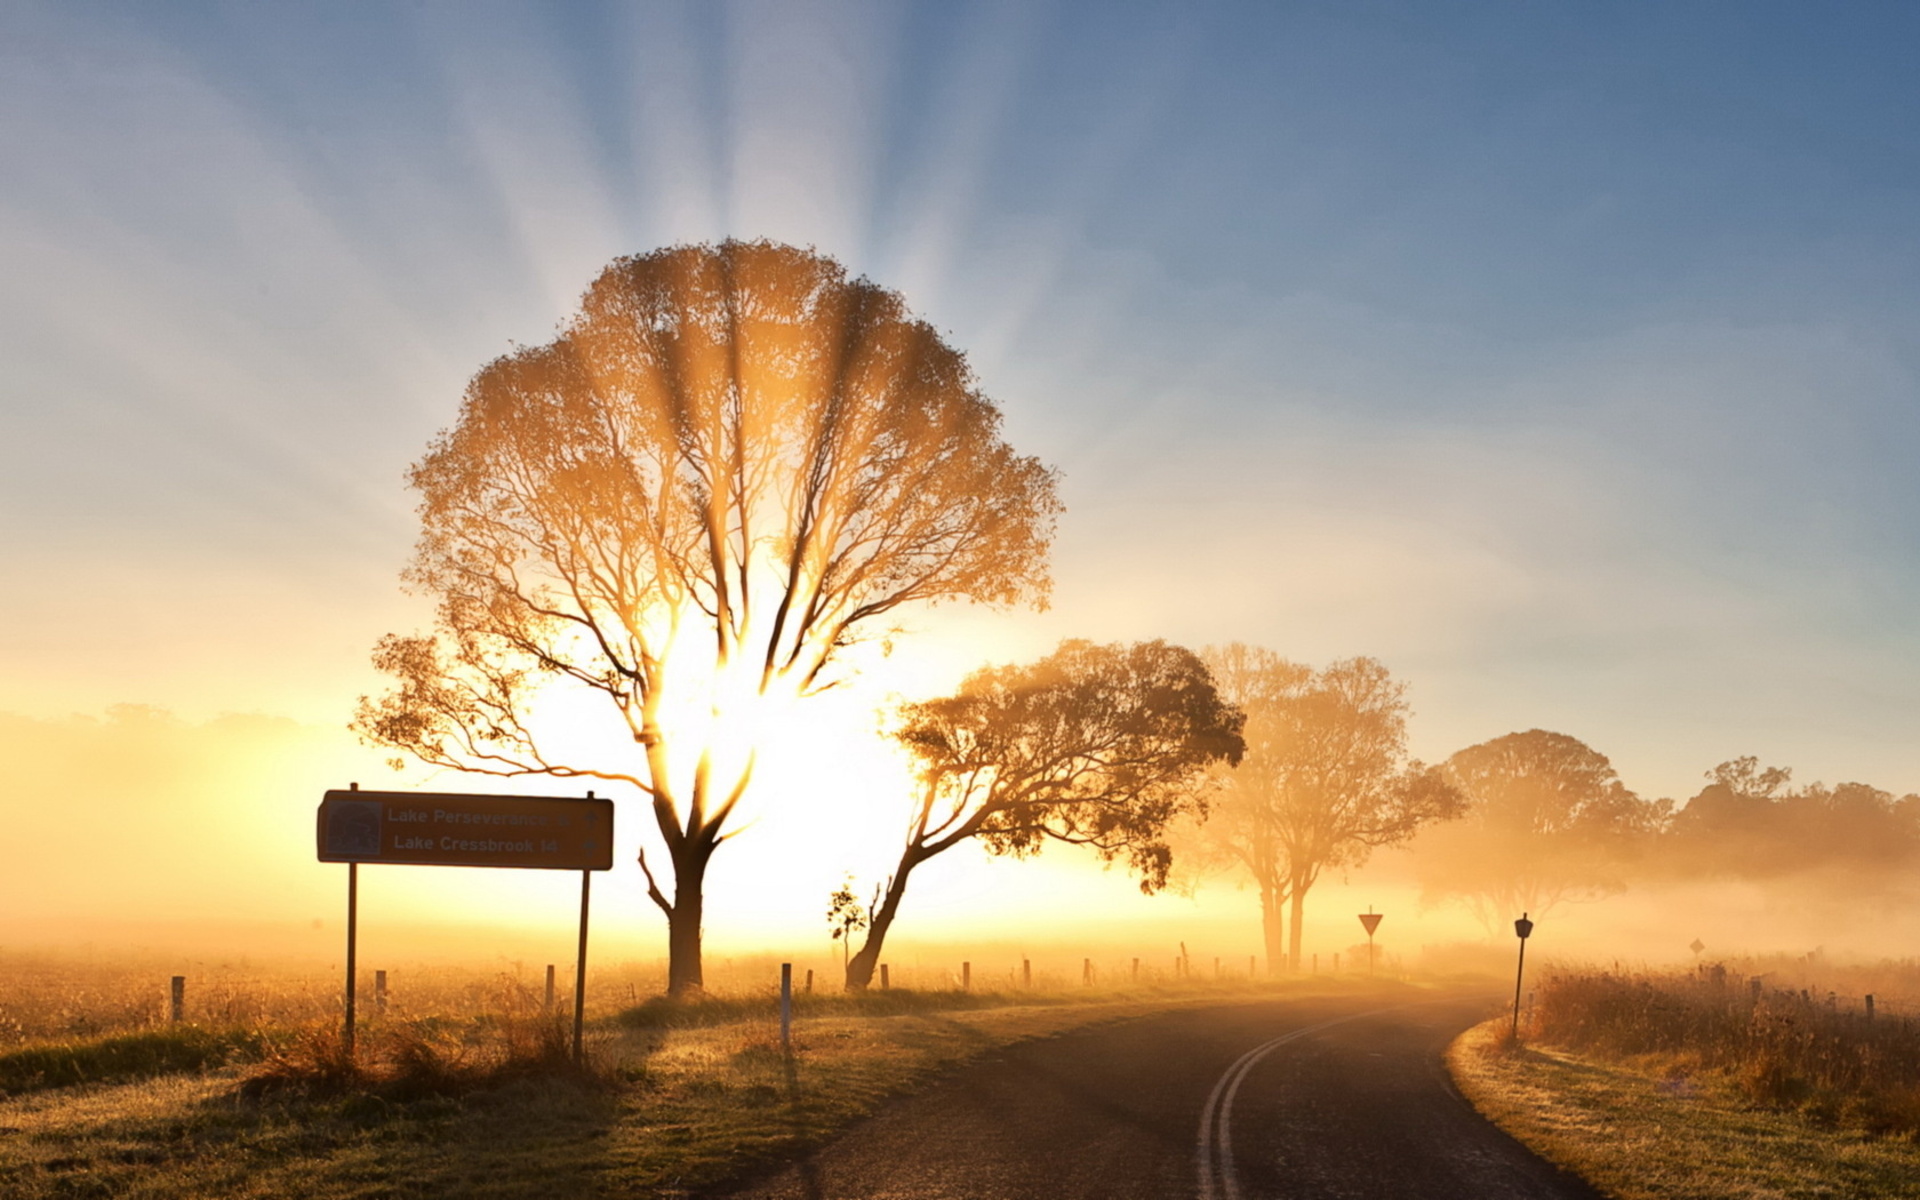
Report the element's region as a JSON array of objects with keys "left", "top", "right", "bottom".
[
  {"left": 1214, "top": 956, "right": 1220, "bottom": 979},
  {"left": 1131, "top": 957, "right": 1139, "bottom": 982},
  {"left": 1866, "top": 994, "right": 1876, "bottom": 1022},
  {"left": 1312, "top": 953, "right": 1318, "bottom": 974},
  {"left": 169, "top": 976, "right": 185, "bottom": 1024},
  {"left": 545, "top": 964, "right": 556, "bottom": 1013},
  {"left": 962, "top": 961, "right": 971, "bottom": 991},
  {"left": 805, "top": 968, "right": 814, "bottom": 994},
  {"left": 1022, "top": 958, "right": 1031, "bottom": 988},
  {"left": 1333, "top": 952, "right": 1340, "bottom": 973},
  {"left": 880, "top": 963, "right": 890, "bottom": 990},
  {"left": 1248, "top": 955, "right": 1255, "bottom": 978},
  {"left": 1083, "top": 957, "right": 1092, "bottom": 985},
  {"left": 780, "top": 963, "right": 792, "bottom": 1055},
  {"left": 375, "top": 970, "right": 388, "bottom": 1015}
]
